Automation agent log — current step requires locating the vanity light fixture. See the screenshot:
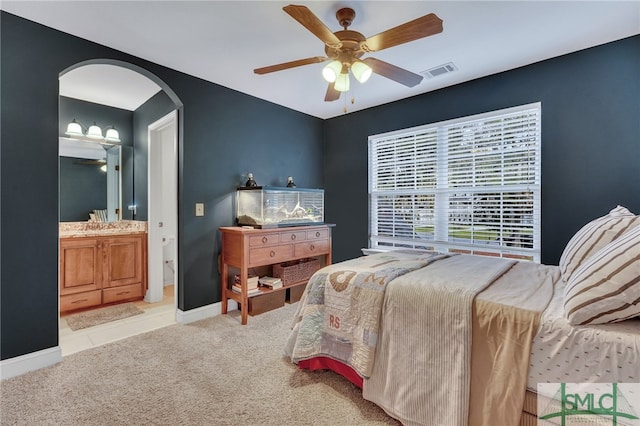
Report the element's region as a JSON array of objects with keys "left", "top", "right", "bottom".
[
  {"left": 104, "top": 126, "right": 121, "bottom": 143},
  {"left": 65, "top": 119, "right": 121, "bottom": 144},
  {"left": 86, "top": 122, "right": 103, "bottom": 139},
  {"left": 65, "top": 119, "right": 84, "bottom": 137}
]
